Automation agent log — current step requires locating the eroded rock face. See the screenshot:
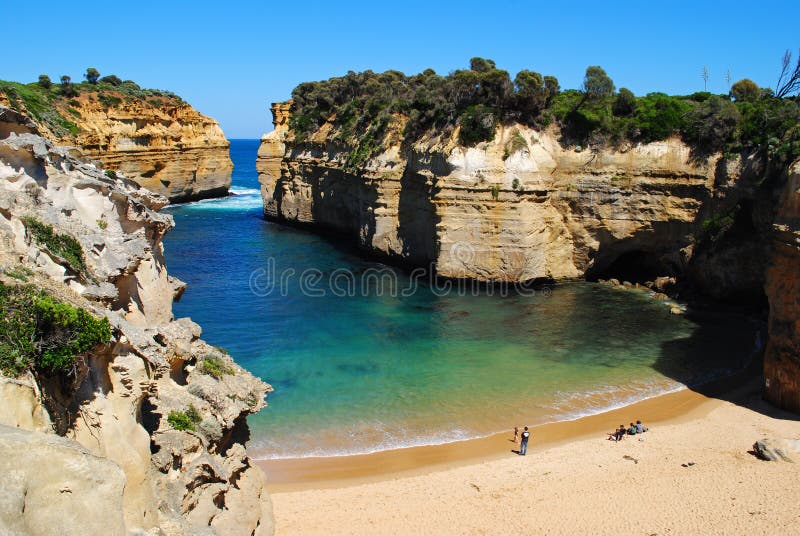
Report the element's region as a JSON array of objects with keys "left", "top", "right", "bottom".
[
  {"left": 258, "top": 105, "right": 761, "bottom": 289},
  {"left": 764, "top": 161, "right": 800, "bottom": 412},
  {"left": 0, "top": 108, "right": 274, "bottom": 535},
  {"left": 0, "top": 424, "right": 127, "bottom": 536},
  {"left": 0, "top": 92, "right": 232, "bottom": 203}
]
